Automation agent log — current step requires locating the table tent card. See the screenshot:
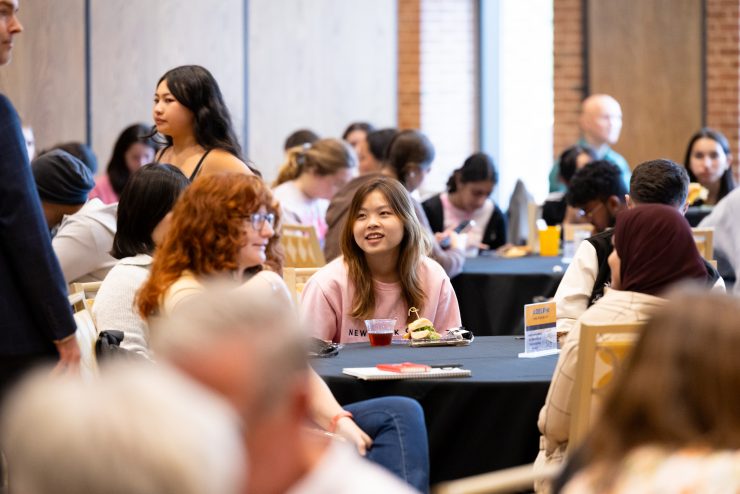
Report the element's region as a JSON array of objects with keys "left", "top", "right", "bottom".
[{"left": 518, "top": 301, "right": 560, "bottom": 358}]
